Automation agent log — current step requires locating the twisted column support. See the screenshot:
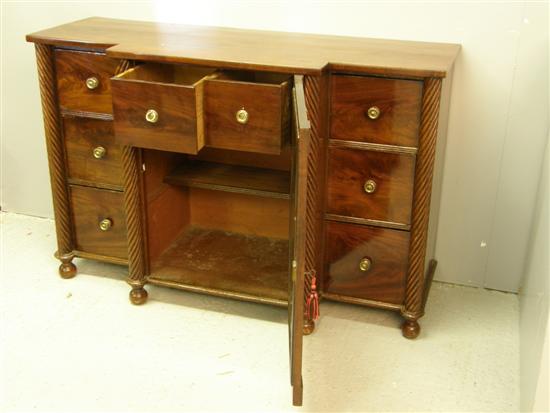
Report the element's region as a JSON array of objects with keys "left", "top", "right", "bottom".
[
  {"left": 401, "top": 77, "right": 443, "bottom": 338},
  {"left": 116, "top": 60, "right": 148, "bottom": 305},
  {"left": 35, "top": 44, "right": 76, "bottom": 278}
]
